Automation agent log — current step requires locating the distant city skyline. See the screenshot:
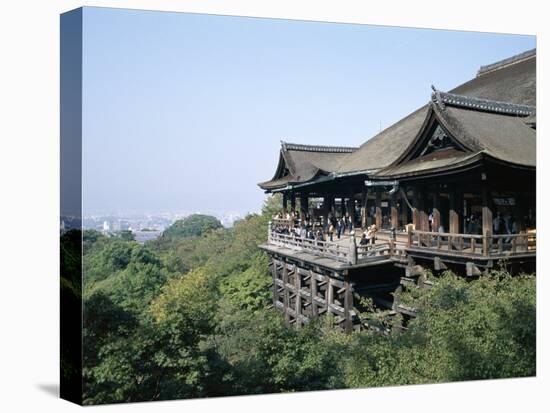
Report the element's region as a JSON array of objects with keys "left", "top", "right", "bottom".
[{"left": 81, "top": 7, "right": 535, "bottom": 216}]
